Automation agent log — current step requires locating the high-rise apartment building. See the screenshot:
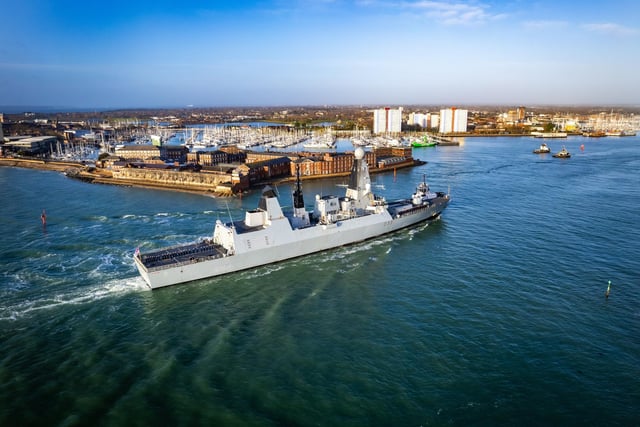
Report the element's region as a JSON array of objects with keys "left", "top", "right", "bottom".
[
  {"left": 409, "top": 112, "right": 440, "bottom": 130},
  {"left": 430, "top": 113, "right": 440, "bottom": 129},
  {"left": 439, "top": 108, "right": 468, "bottom": 133},
  {"left": 373, "top": 107, "right": 403, "bottom": 134},
  {"left": 408, "top": 113, "right": 428, "bottom": 128}
]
